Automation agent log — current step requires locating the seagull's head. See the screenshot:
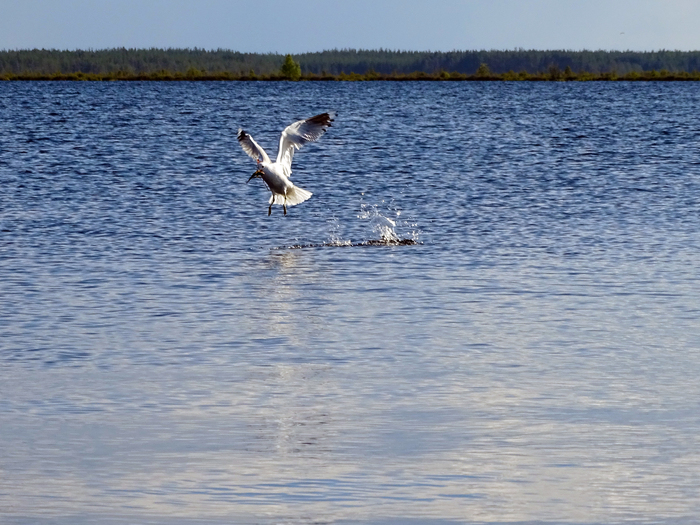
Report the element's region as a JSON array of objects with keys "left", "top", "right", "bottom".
[{"left": 247, "top": 168, "right": 264, "bottom": 183}]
